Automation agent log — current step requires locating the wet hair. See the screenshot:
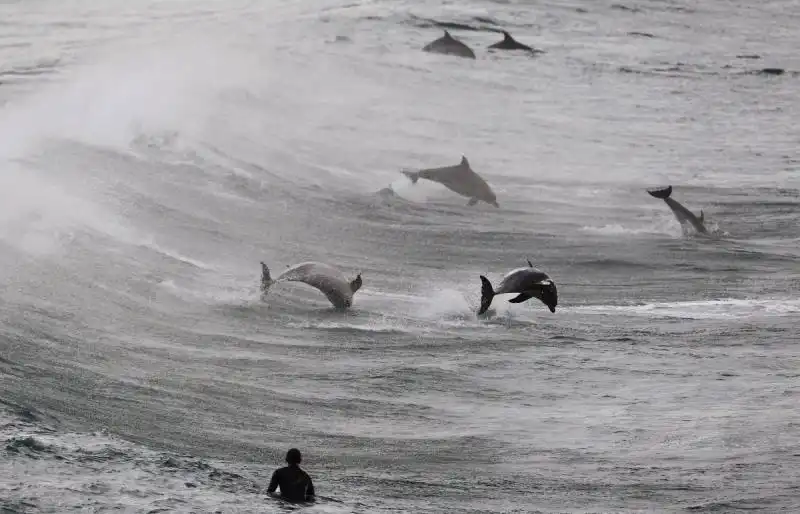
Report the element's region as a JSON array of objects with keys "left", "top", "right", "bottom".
[{"left": 286, "top": 448, "right": 302, "bottom": 465}]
